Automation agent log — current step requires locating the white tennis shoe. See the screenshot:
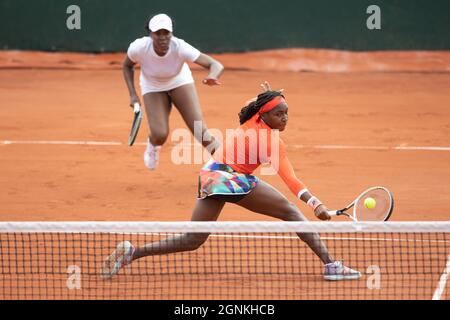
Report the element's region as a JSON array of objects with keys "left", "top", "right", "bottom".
[
  {"left": 101, "top": 241, "right": 135, "bottom": 279},
  {"left": 324, "top": 260, "right": 361, "bottom": 281},
  {"left": 144, "top": 138, "right": 161, "bottom": 170}
]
